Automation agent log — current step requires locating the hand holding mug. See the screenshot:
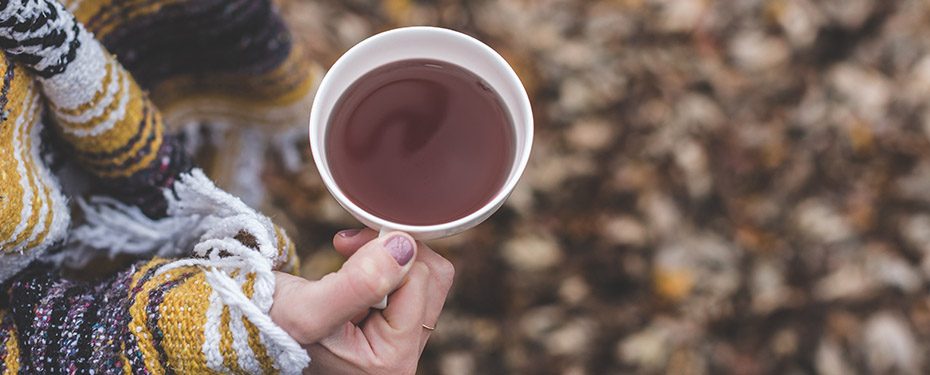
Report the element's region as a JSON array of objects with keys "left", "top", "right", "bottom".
[{"left": 272, "top": 229, "right": 454, "bottom": 374}]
